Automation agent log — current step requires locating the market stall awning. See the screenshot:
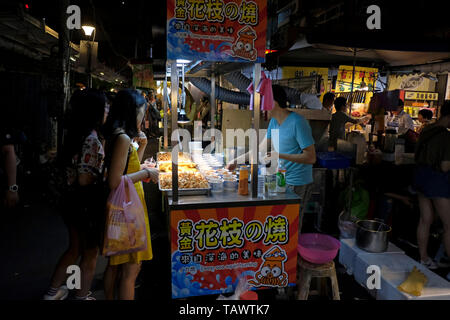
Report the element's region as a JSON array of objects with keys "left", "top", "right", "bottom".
[
  {"left": 275, "top": 43, "right": 450, "bottom": 69},
  {"left": 313, "top": 44, "right": 450, "bottom": 67}
]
